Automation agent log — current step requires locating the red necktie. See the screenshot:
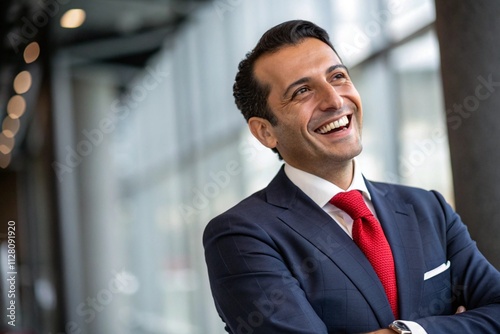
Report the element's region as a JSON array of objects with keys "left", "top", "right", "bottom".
[{"left": 330, "top": 190, "right": 399, "bottom": 318}]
